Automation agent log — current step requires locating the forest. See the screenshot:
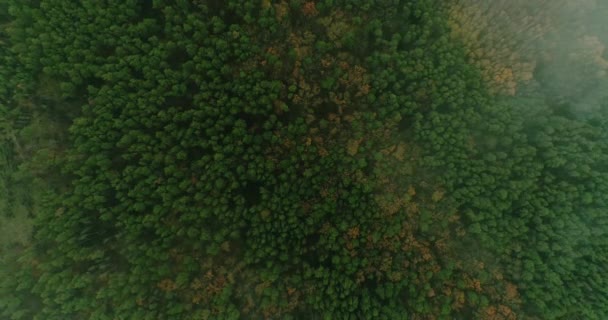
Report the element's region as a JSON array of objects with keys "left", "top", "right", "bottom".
[{"left": 0, "top": 0, "right": 607, "bottom": 319}]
